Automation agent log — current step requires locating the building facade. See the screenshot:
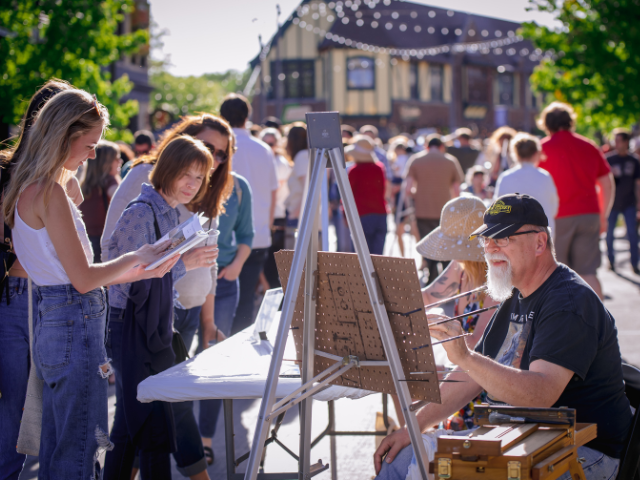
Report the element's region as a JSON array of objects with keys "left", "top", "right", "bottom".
[
  {"left": 250, "top": 0, "right": 542, "bottom": 137},
  {"left": 112, "top": 0, "right": 153, "bottom": 132}
]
